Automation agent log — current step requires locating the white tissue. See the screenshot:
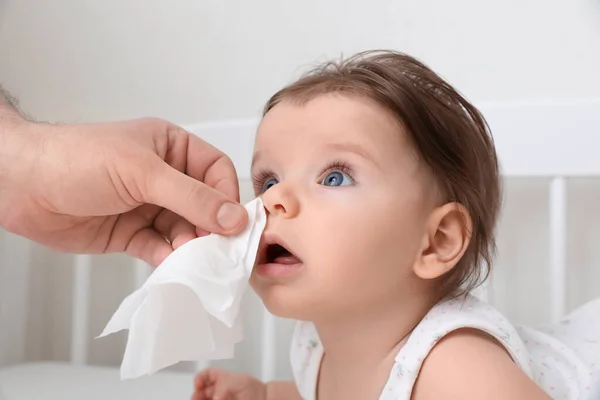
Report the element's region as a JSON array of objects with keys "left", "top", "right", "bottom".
[{"left": 98, "top": 197, "right": 266, "bottom": 380}]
